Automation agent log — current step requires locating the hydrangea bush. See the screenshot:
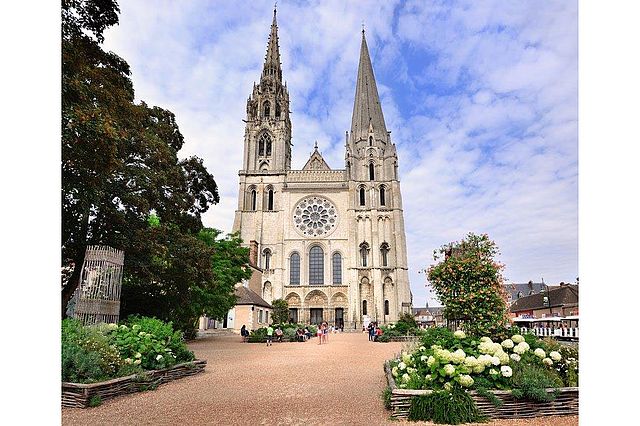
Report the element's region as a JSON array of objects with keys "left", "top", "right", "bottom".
[{"left": 388, "top": 327, "right": 575, "bottom": 395}]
